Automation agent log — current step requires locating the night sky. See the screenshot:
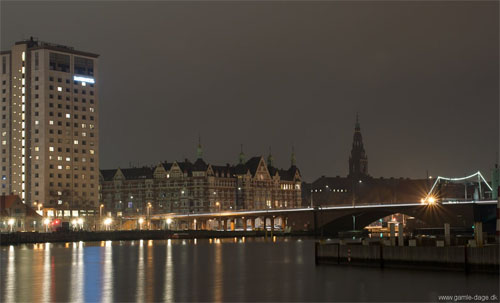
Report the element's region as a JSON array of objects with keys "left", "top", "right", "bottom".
[{"left": 1, "top": 1, "right": 498, "bottom": 182}]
